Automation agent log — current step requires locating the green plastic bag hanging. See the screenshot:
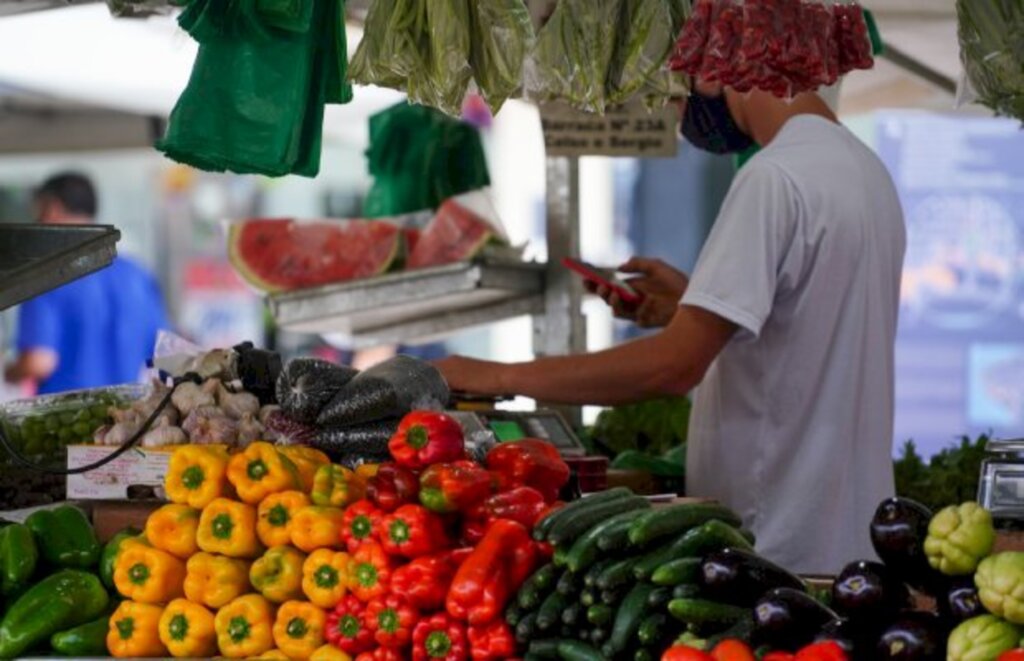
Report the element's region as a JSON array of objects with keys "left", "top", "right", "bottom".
[
  {"left": 468, "top": 0, "right": 534, "bottom": 114},
  {"left": 363, "top": 103, "right": 490, "bottom": 218}
]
